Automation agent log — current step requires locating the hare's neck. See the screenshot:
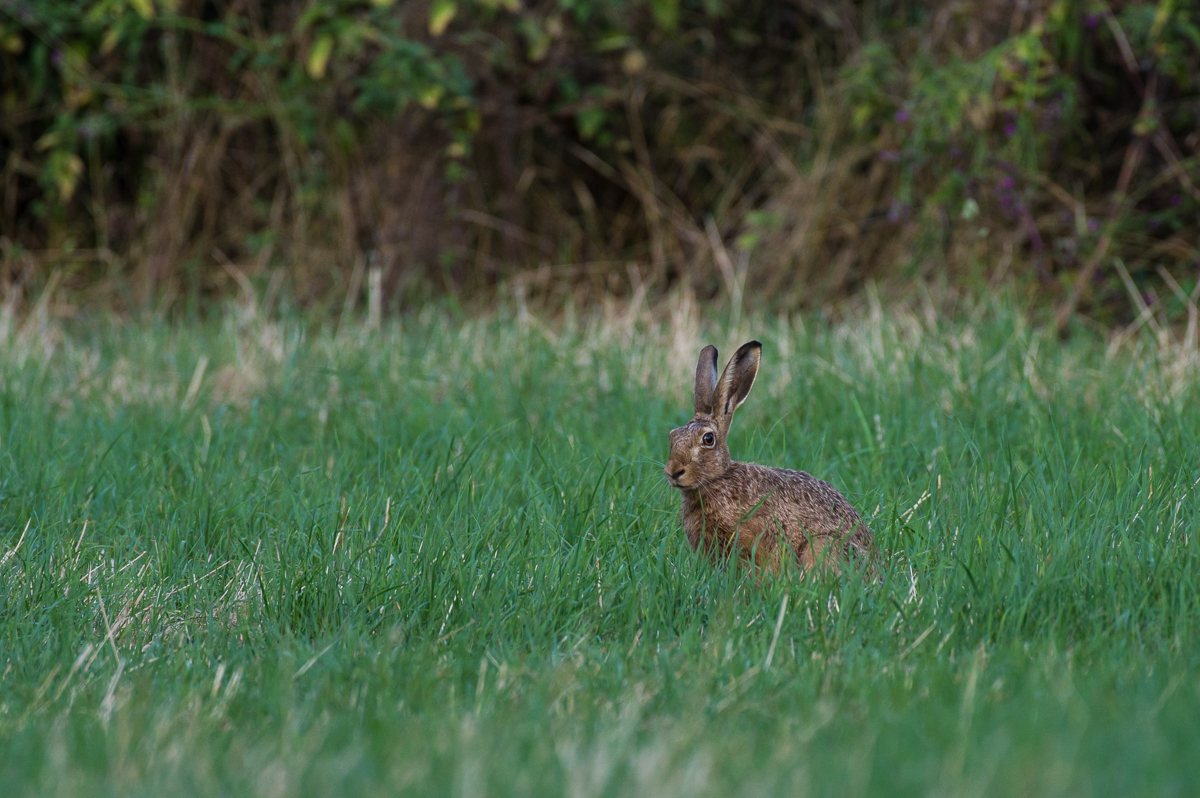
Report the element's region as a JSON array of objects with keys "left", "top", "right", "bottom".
[
  {"left": 679, "top": 487, "right": 703, "bottom": 513},
  {"left": 683, "top": 464, "right": 745, "bottom": 510},
  {"left": 690, "top": 462, "right": 760, "bottom": 514}
]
